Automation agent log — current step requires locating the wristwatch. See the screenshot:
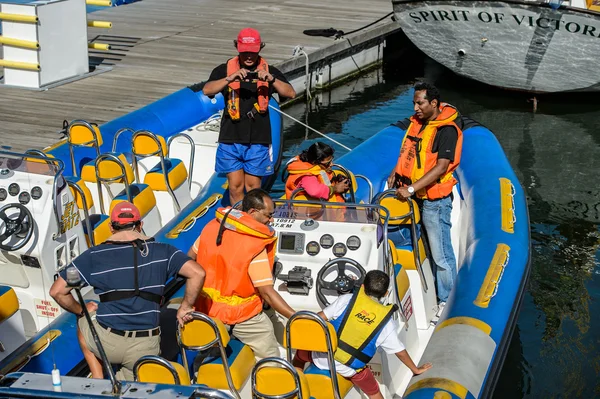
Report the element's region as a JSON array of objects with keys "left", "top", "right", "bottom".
[{"left": 407, "top": 186, "right": 415, "bottom": 196}]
